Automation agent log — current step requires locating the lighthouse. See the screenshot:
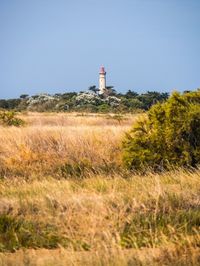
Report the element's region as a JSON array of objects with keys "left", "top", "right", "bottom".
[{"left": 99, "top": 66, "right": 106, "bottom": 95}]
